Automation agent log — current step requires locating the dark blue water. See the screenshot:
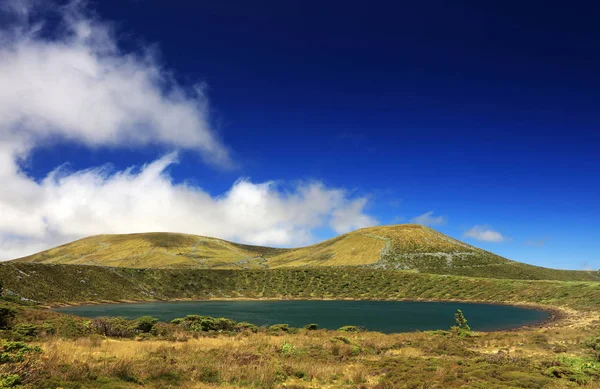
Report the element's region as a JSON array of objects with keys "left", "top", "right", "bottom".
[{"left": 54, "top": 300, "right": 551, "bottom": 333}]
